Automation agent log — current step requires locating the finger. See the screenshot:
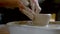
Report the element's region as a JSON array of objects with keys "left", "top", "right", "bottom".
[
  {"left": 20, "top": 0, "right": 29, "bottom": 6},
  {"left": 18, "top": 0, "right": 31, "bottom": 12},
  {"left": 18, "top": 4, "right": 36, "bottom": 20},
  {"left": 35, "top": 4, "right": 41, "bottom": 14},
  {"left": 30, "top": 0, "right": 35, "bottom": 12},
  {"left": 22, "top": 9, "right": 34, "bottom": 19},
  {"left": 17, "top": 0, "right": 36, "bottom": 20},
  {"left": 34, "top": 0, "right": 41, "bottom": 14},
  {"left": 18, "top": 0, "right": 25, "bottom": 10},
  {"left": 18, "top": 0, "right": 36, "bottom": 15}
]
